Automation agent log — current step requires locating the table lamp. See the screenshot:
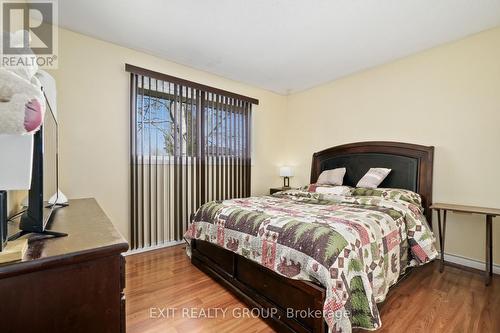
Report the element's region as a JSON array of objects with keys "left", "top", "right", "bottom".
[{"left": 279, "top": 166, "right": 293, "bottom": 188}]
